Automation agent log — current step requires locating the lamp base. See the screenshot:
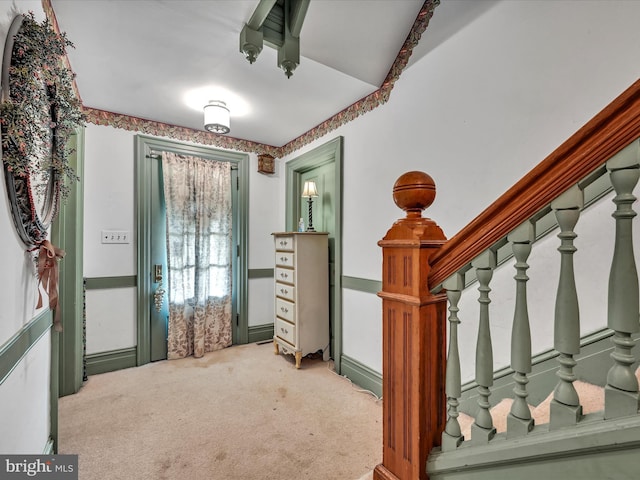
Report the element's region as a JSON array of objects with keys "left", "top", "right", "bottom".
[{"left": 306, "top": 197, "right": 316, "bottom": 233}]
